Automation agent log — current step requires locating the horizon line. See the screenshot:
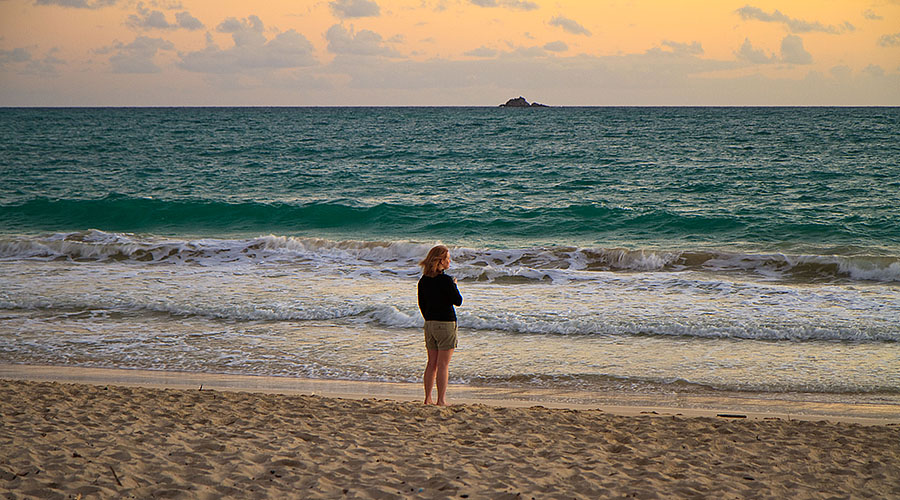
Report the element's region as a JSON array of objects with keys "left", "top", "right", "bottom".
[{"left": 3, "top": 104, "right": 899, "bottom": 109}]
